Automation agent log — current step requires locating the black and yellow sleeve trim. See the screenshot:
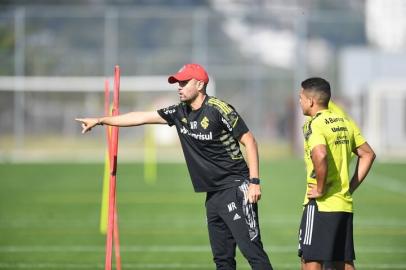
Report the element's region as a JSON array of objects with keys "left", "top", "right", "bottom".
[{"left": 207, "top": 97, "right": 233, "bottom": 115}]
